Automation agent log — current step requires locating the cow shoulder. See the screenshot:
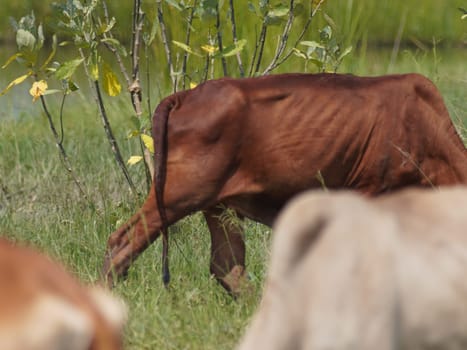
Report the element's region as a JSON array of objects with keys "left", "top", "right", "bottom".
[{"left": 168, "top": 79, "right": 248, "bottom": 142}]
